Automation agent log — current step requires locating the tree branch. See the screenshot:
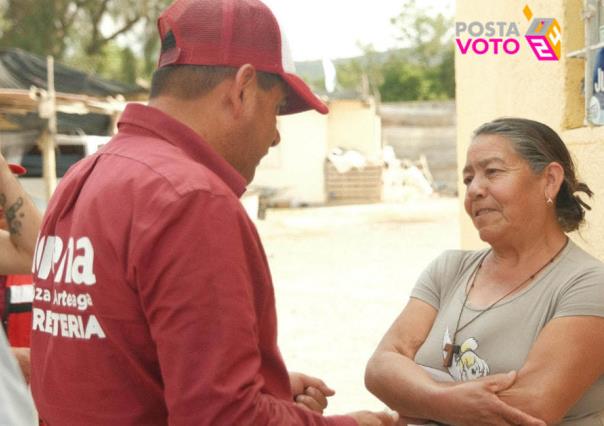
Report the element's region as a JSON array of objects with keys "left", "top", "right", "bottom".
[
  {"left": 85, "top": 14, "right": 141, "bottom": 55},
  {"left": 87, "top": 0, "right": 109, "bottom": 53},
  {"left": 103, "top": 15, "right": 141, "bottom": 43}
]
